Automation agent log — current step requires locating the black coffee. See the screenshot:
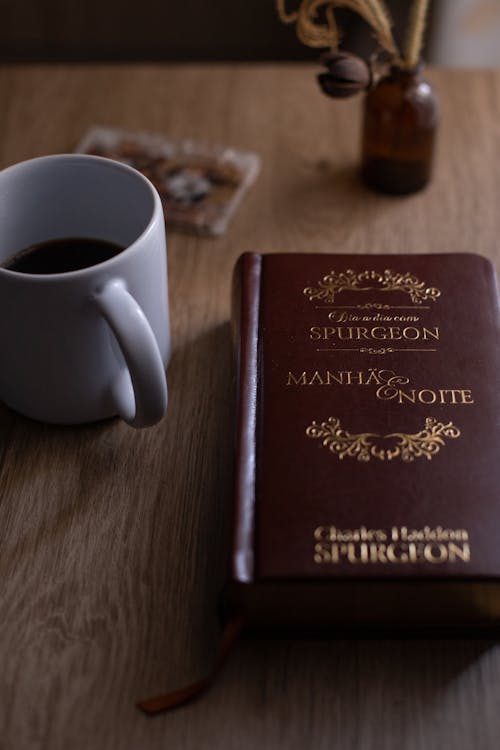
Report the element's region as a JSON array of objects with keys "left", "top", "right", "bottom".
[{"left": 1, "top": 237, "right": 124, "bottom": 275}]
